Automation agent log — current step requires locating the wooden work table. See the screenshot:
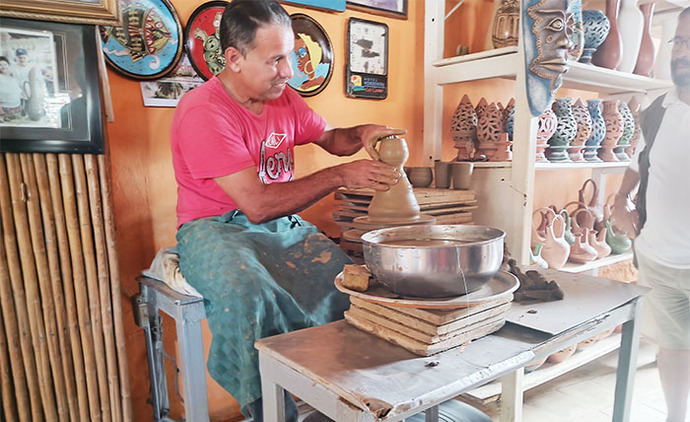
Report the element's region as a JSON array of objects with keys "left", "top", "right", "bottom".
[{"left": 256, "top": 272, "right": 647, "bottom": 422}]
